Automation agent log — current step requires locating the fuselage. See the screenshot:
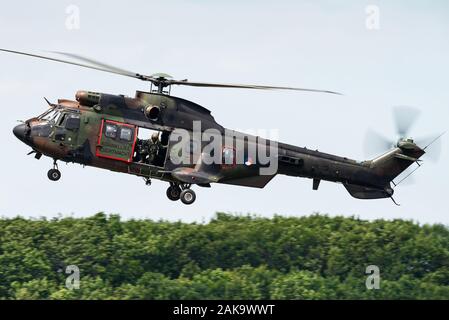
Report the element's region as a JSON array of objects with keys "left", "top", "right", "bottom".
[{"left": 13, "top": 90, "right": 424, "bottom": 200}]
